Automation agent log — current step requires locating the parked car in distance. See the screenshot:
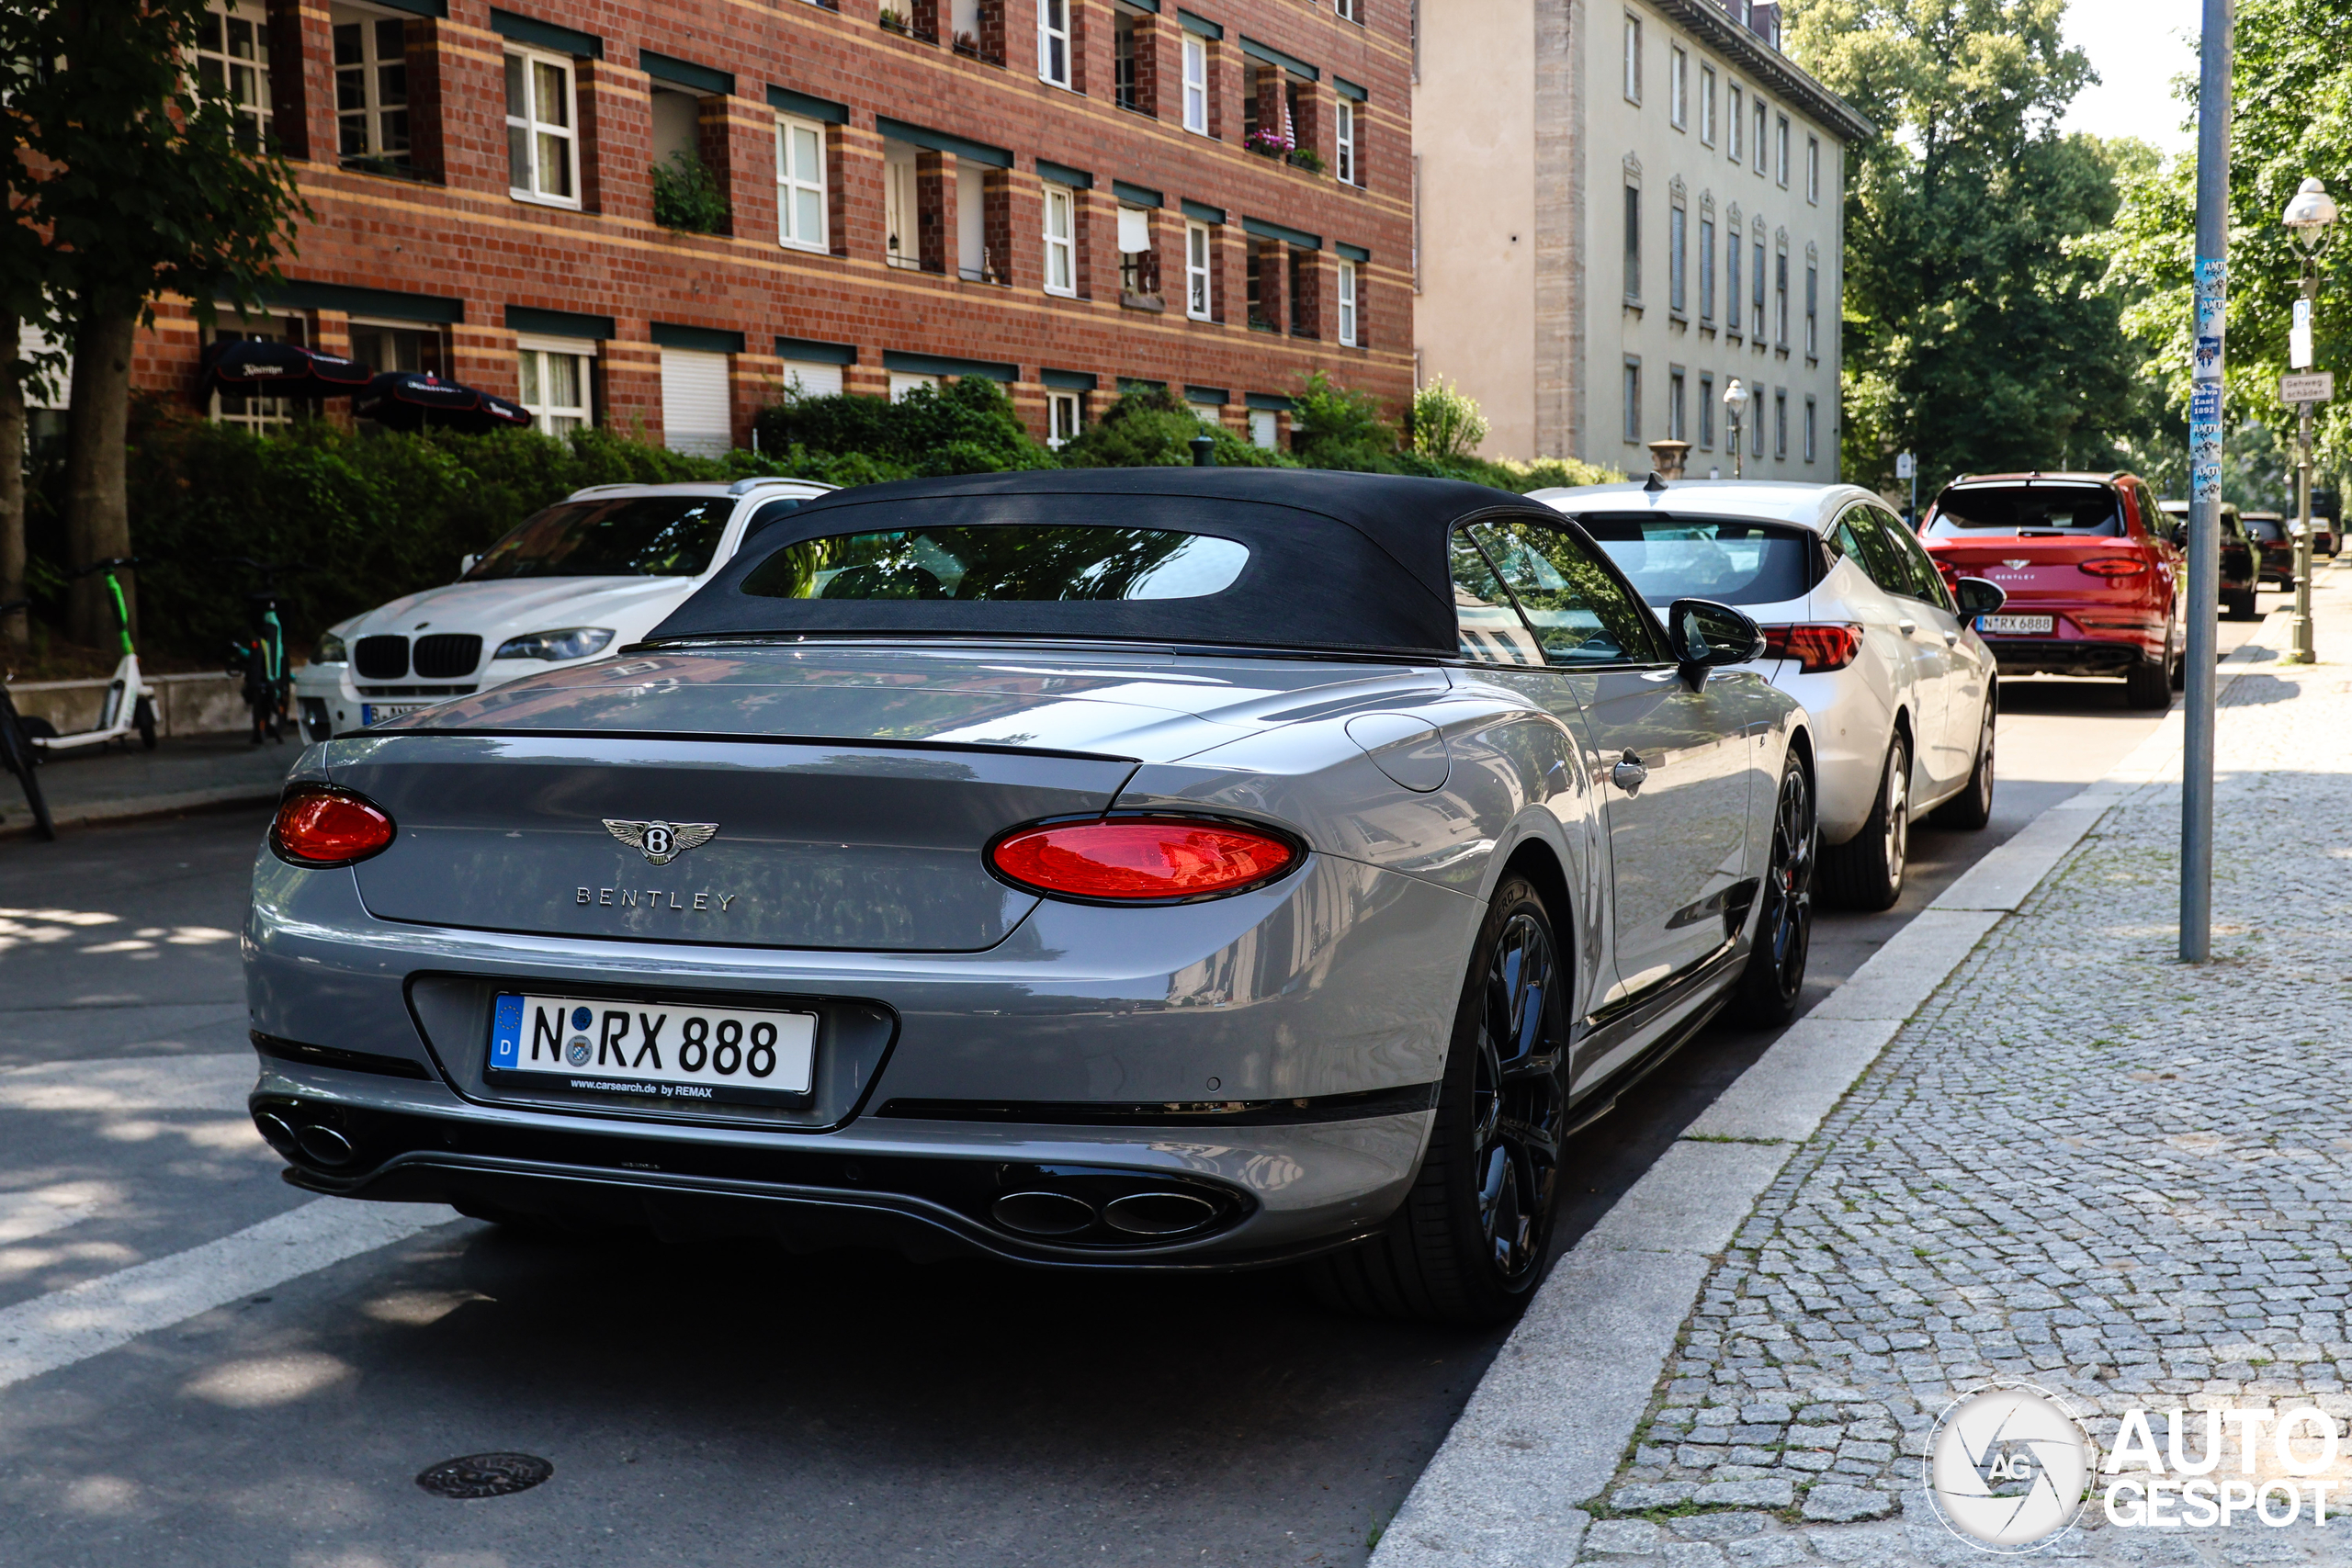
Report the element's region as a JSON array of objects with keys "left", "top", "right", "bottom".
[
  {"left": 293, "top": 477, "right": 835, "bottom": 739},
  {"left": 1533, "top": 480, "right": 2000, "bottom": 912},
  {"left": 247, "top": 470, "right": 1820, "bottom": 1327},
  {"left": 2154, "top": 499, "right": 2261, "bottom": 620},
  {"left": 1919, "top": 473, "right": 2183, "bottom": 711},
  {"left": 2239, "top": 512, "right": 2296, "bottom": 586},
  {"left": 2311, "top": 488, "right": 2341, "bottom": 557}
]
